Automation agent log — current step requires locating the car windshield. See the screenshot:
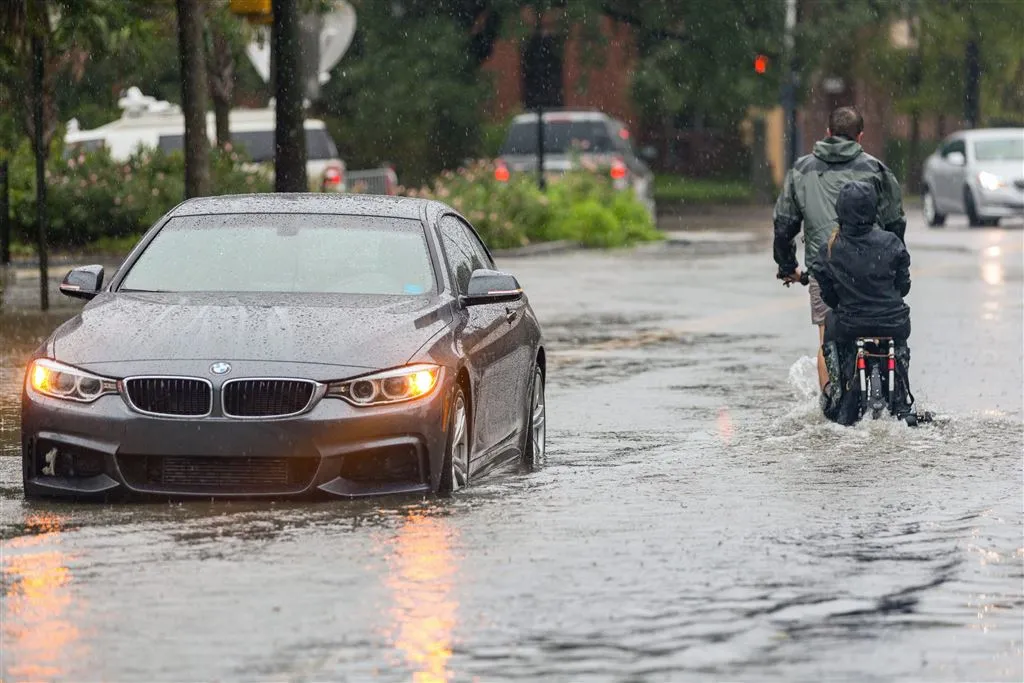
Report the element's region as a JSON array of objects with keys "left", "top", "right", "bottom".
[
  {"left": 119, "top": 214, "right": 435, "bottom": 295},
  {"left": 156, "top": 129, "right": 338, "bottom": 161},
  {"left": 500, "top": 119, "right": 615, "bottom": 155},
  {"left": 973, "top": 137, "right": 1024, "bottom": 161}
]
